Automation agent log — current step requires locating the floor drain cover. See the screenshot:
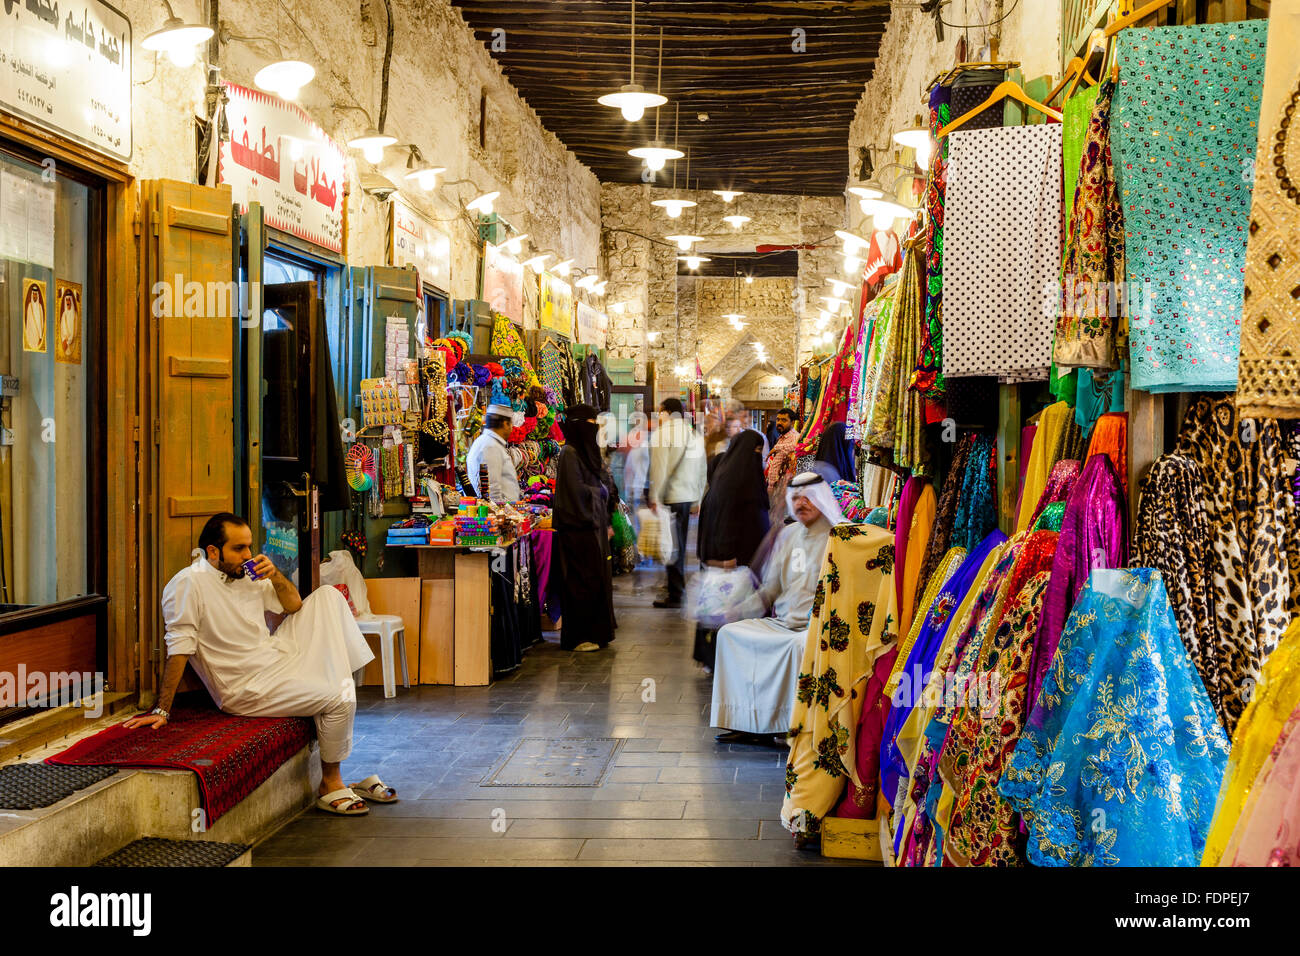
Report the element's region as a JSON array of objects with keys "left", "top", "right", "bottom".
[
  {"left": 0, "top": 763, "right": 118, "bottom": 810},
  {"left": 481, "top": 737, "right": 621, "bottom": 787},
  {"left": 94, "top": 837, "right": 250, "bottom": 867}
]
